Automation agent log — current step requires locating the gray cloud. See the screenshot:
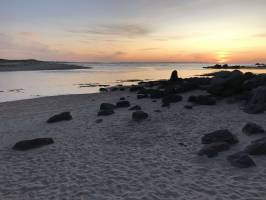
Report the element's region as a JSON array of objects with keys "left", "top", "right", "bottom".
[{"left": 70, "top": 23, "right": 153, "bottom": 38}]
